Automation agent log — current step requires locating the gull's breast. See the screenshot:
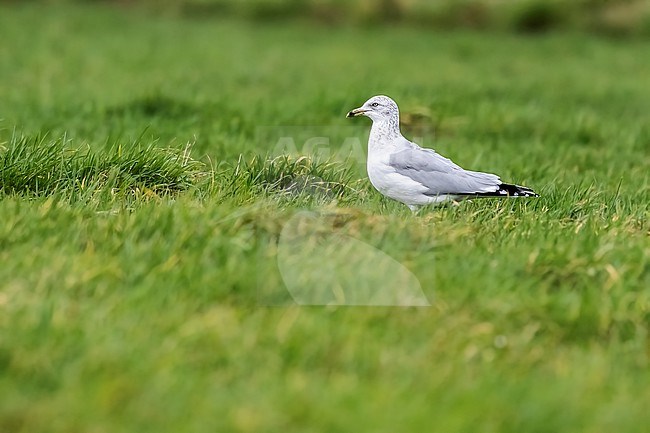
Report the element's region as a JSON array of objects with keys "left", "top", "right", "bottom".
[{"left": 367, "top": 156, "right": 430, "bottom": 206}]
